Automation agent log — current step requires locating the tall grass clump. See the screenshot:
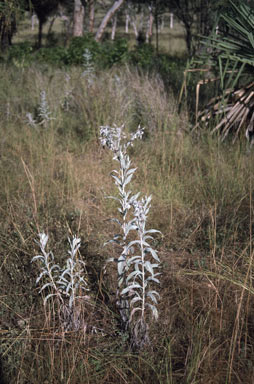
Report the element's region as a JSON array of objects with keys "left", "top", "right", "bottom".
[{"left": 100, "top": 124, "right": 161, "bottom": 349}]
